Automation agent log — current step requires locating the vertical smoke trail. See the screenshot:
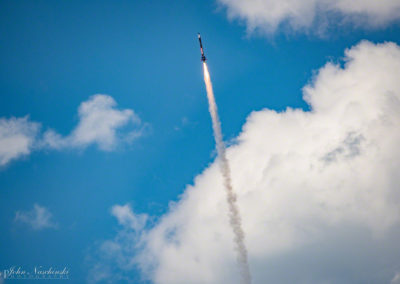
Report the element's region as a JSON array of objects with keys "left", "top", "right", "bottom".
[{"left": 202, "top": 62, "right": 252, "bottom": 284}]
